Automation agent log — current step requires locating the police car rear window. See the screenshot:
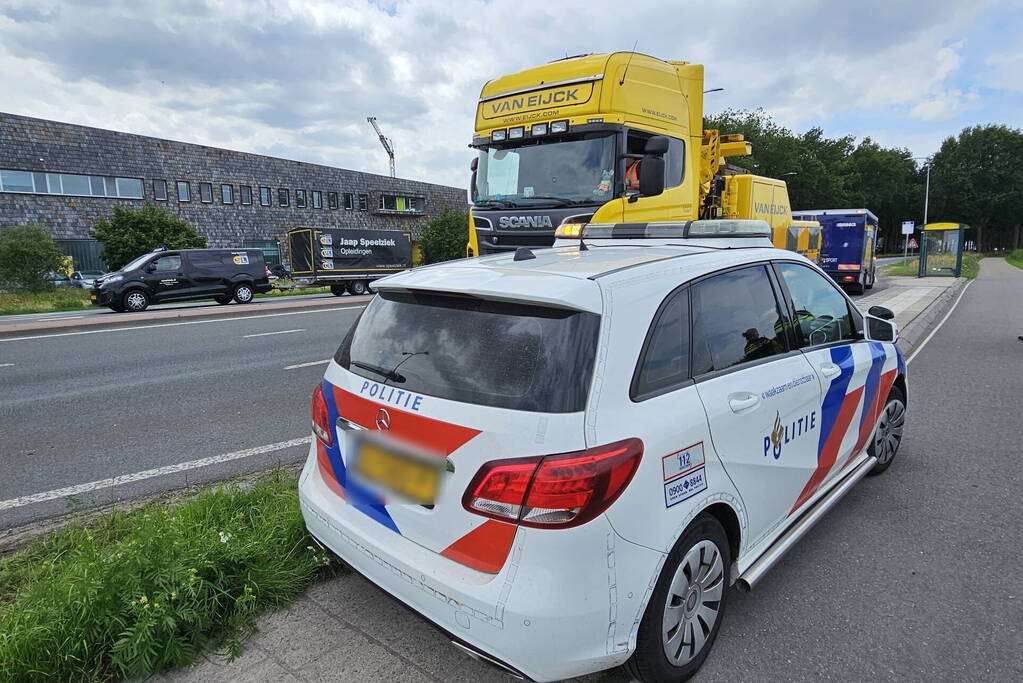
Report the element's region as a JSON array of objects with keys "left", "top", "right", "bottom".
[{"left": 336, "top": 291, "right": 600, "bottom": 413}]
